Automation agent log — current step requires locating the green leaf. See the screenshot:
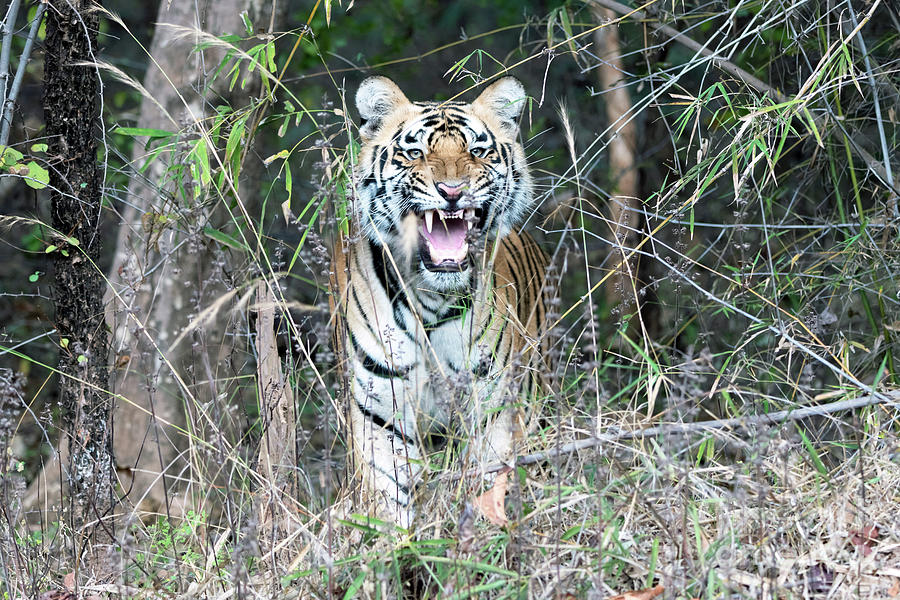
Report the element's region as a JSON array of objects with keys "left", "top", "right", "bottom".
[
  {"left": 288, "top": 199, "right": 324, "bottom": 272},
  {"left": 341, "top": 571, "right": 366, "bottom": 600},
  {"left": 28, "top": 271, "right": 40, "bottom": 282},
  {"left": 646, "top": 537, "right": 660, "bottom": 588},
  {"left": 31, "top": 143, "right": 48, "bottom": 153},
  {"left": 797, "top": 426, "right": 828, "bottom": 476},
  {"left": 140, "top": 143, "right": 170, "bottom": 173},
  {"left": 60, "top": 338, "right": 69, "bottom": 349},
  {"left": 45, "top": 245, "right": 57, "bottom": 253},
  {"left": 801, "top": 106, "right": 824, "bottom": 148},
  {"left": 559, "top": 8, "right": 578, "bottom": 57},
  {"left": 546, "top": 6, "right": 558, "bottom": 48},
  {"left": 240, "top": 11, "right": 252, "bottom": 36},
  {"left": 0, "top": 145, "right": 24, "bottom": 167},
  {"left": 277, "top": 113, "right": 290, "bottom": 137},
  {"left": 872, "top": 355, "right": 888, "bottom": 390},
  {"left": 193, "top": 139, "right": 211, "bottom": 187},
  {"left": 113, "top": 126, "right": 173, "bottom": 138},
  {"left": 266, "top": 41, "right": 276, "bottom": 72},
  {"left": 284, "top": 160, "right": 293, "bottom": 204},
  {"left": 67, "top": 237, "right": 80, "bottom": 246},
  {"left": 225, "top": 117, "right": 247, "bottom": 168},
  {"left": 228, "top": 61, "right": 241, "bottom": 91},
  {"left": 77, "top": 354, "right": 87, "bottom": 364},
  {"left": 202, "top": 226, "right": 247, "bottom": 251}
]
